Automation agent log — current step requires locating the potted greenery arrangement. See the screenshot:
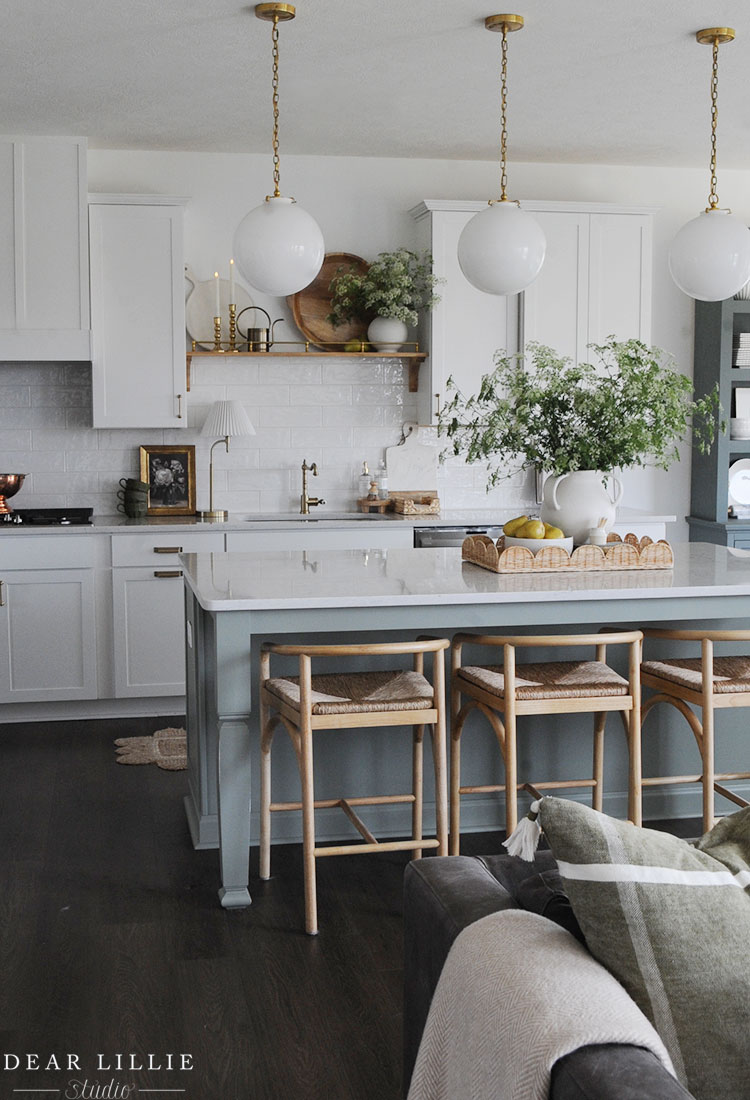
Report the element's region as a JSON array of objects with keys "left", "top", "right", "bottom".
[
  {"left": 439, "top": 338, "right": 722, "bottom": 543},
  {"left": 327, "top": 249, "right": 442, "bottom": 351}
]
